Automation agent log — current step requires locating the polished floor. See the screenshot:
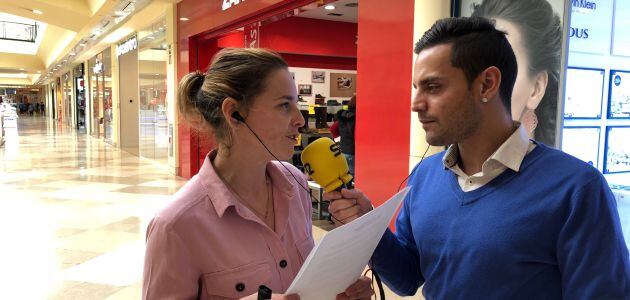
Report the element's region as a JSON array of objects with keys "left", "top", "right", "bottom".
[
  {"left": 0, "top": 116, "right": 187, "bottom": 299},
  {"left": 0, "top": 115, "right": 419, "bottom": 299}
]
